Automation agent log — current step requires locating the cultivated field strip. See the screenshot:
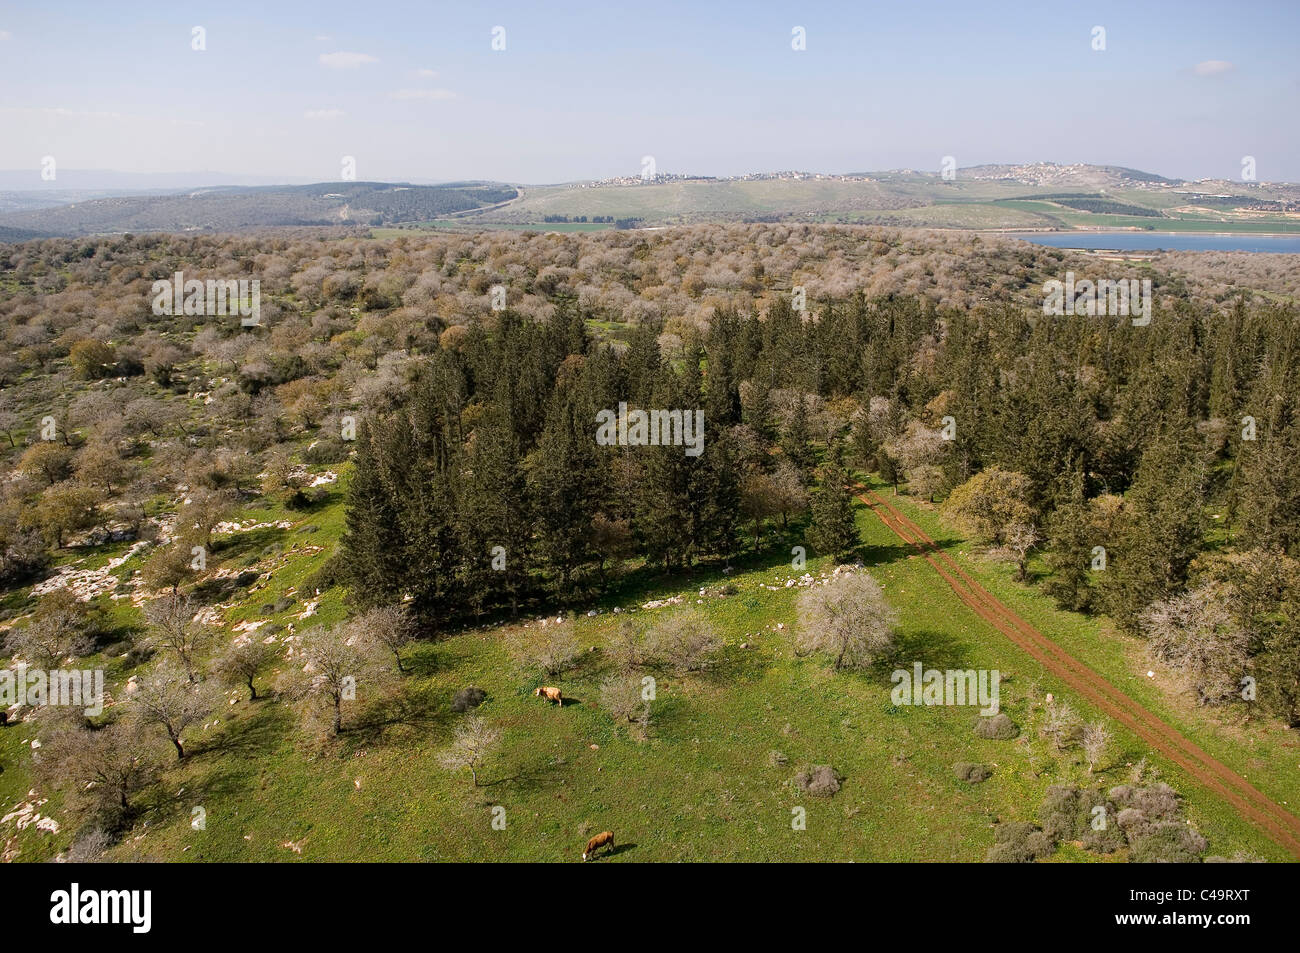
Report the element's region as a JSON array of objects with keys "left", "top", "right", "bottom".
[{"left": 858, "top": 488, "right": 1300, "bottom": 859}]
